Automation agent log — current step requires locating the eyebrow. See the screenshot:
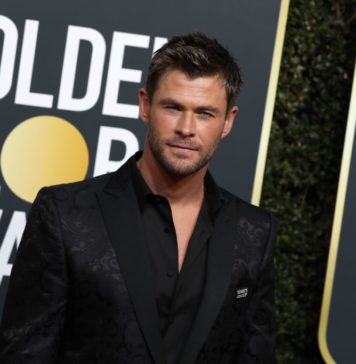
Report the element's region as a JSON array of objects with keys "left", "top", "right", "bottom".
[
  {"left": 158, "top": 98, "right": 182, "bottom": 107},
  {"left": 195, "top": 105, "right": 220, "bottom": 114},
  {"left": 158, "top": 98, "right": 220, "bottom": 114}
]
